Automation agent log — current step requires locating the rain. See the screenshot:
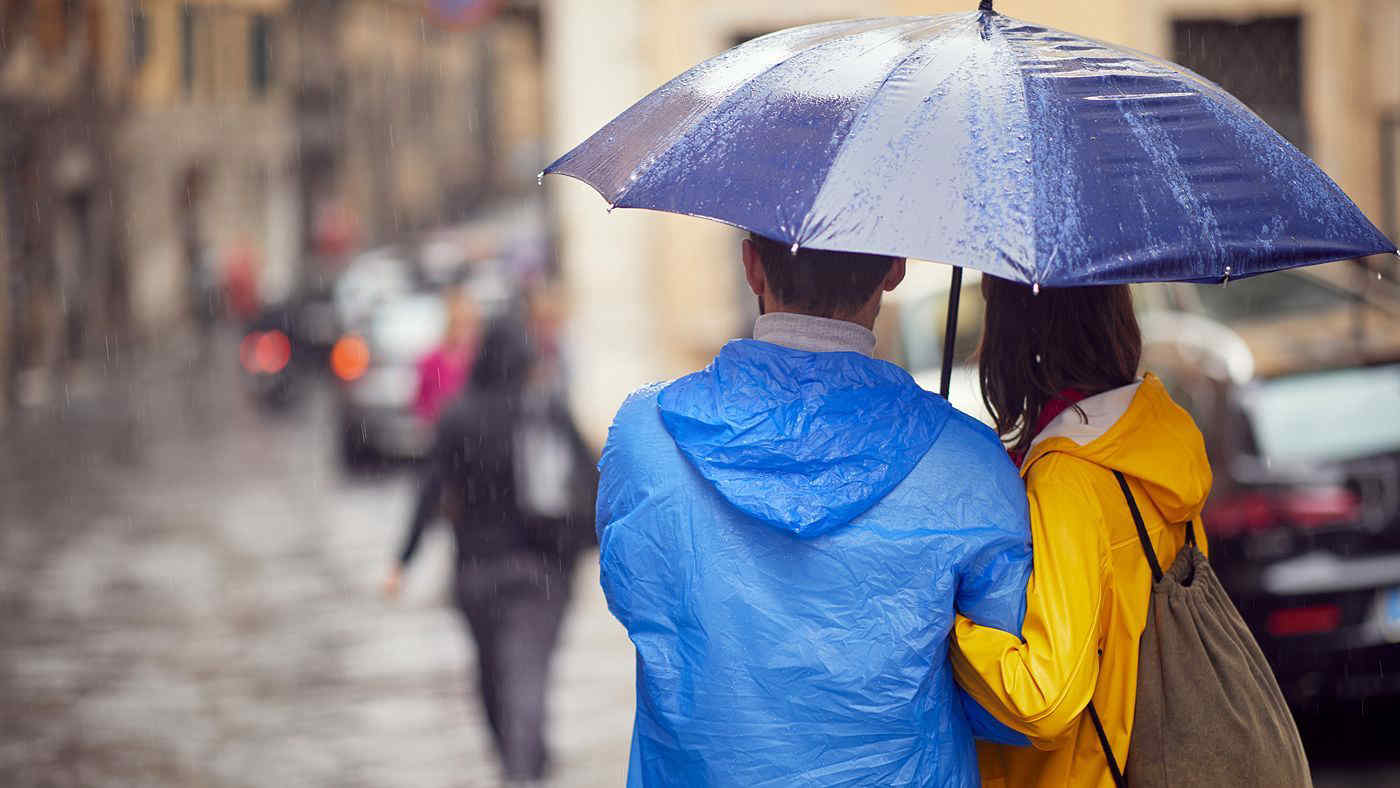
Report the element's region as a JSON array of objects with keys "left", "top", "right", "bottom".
[{"left": 2, "top": 1, "right": 1399, "bottom": 786}]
